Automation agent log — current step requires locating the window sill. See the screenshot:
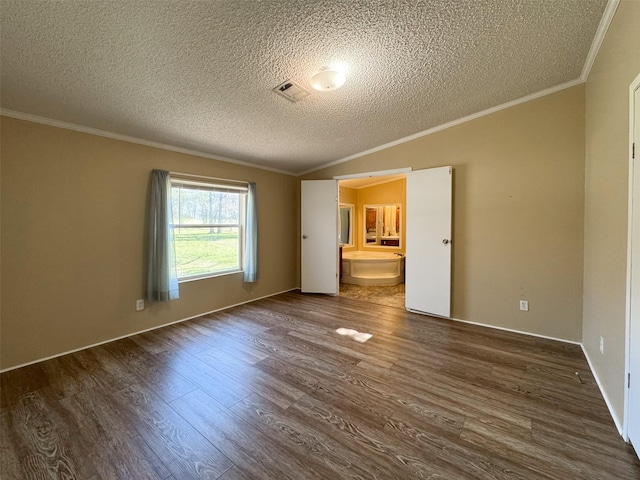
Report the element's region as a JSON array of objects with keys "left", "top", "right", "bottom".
[{"left": 178, "top": 269, "right": 243, "bottom": 284}]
